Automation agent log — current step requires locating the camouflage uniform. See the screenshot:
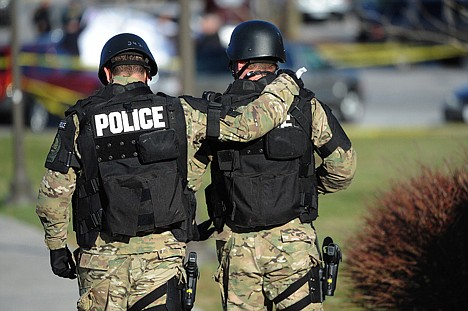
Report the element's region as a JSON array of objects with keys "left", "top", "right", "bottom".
[
  {"left": 36, "top": 73, "right": 299, "bottom": 310},
  {"left": 207, "top": 97, "right": 357, "bottom": 310}
]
